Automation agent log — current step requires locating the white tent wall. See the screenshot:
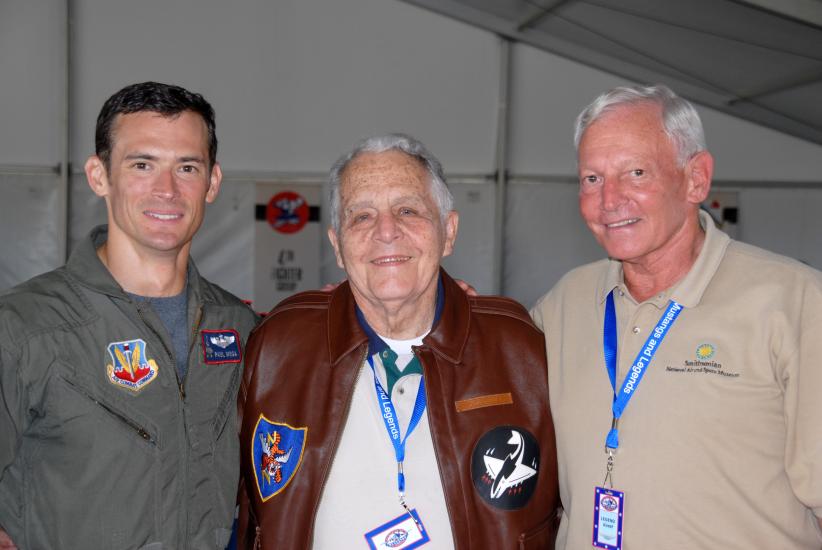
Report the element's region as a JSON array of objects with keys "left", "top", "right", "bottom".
[{"left": 1, "top": 0, "right": 821, "bottom": 309}]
